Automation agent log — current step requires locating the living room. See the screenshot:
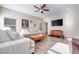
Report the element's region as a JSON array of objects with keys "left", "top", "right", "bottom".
[{"left": 0, "top": 4, "right": 79, "bottom": 54}]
